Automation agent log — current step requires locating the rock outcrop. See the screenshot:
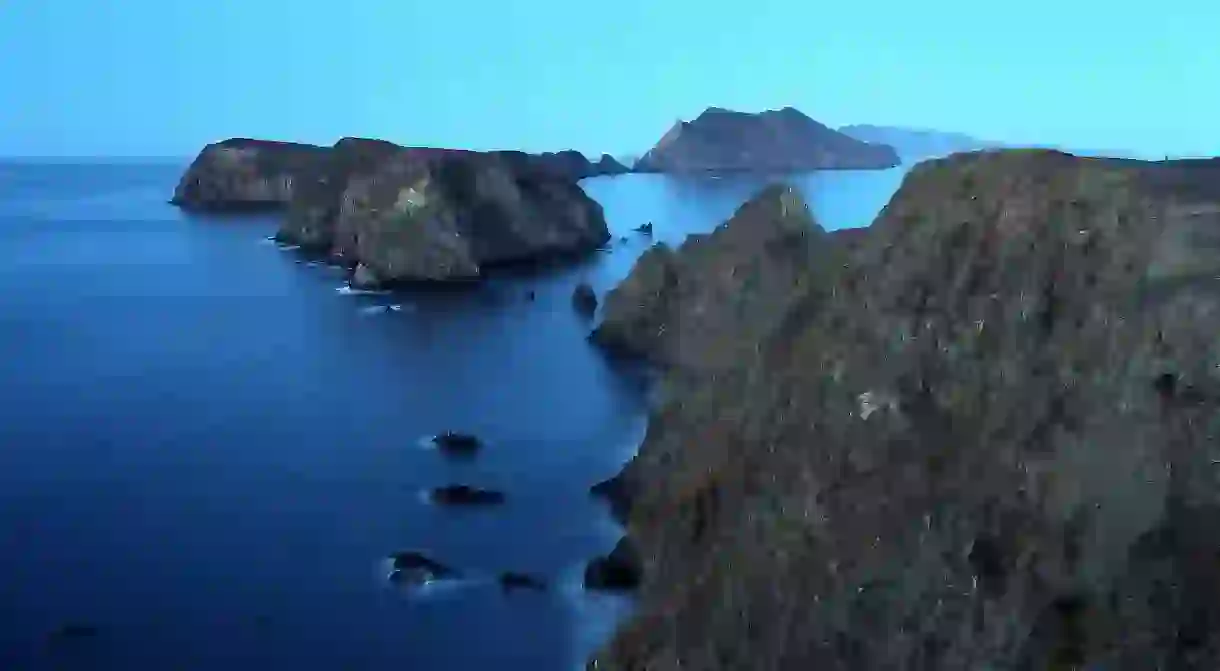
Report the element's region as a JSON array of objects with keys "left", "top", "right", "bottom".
[
  {"left": 530, "top": 150, "right": 630, "bottom": 180},
  {"left": 428, "top": 485, "right": 506, "bottom": 506},
  {"left": 584, "top": 538, "right": 644, "bottom": 592},
  {"left": 170, "top": 139, "right": 329, "bottom": 212},
  {"left": 330, "top": 148, "right": 609, "bottom": 285},
  {"left": 634, "top": 107, "right": 901, "bottom": 174},
  {"left": 175, "top": 139, "right": 611, "bottom": 283},
  {"left": 276, "top": 137, "right": 402, "bottom": 252},
  {"left": 573, "top": 282, "right": 598, "bottom": 315},
  {"left": 589, "top": 150, "right": 1220, "bottom": 670}
]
